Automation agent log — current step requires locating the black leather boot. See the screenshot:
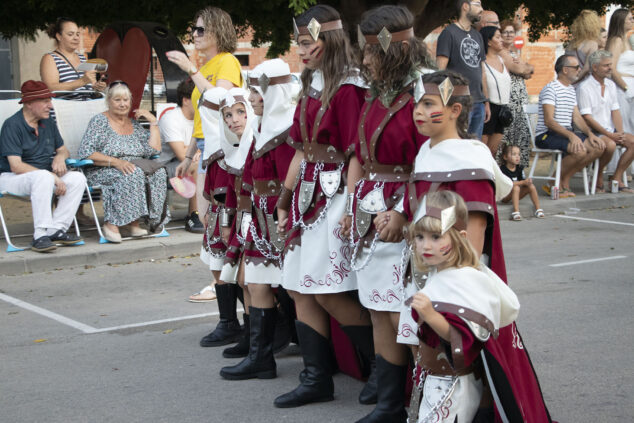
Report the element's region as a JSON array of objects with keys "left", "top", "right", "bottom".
[
  {"left": 200, "top": 283, "right": 242, "bottom": 347},
  {"left": 223, "top": 313, "right": 250, "bottom": 358},
  {"left": 355, "top": 355, "right": 407, "bottom": 423},
  {"left": 273, "top": 303, "right": 292, "bottom": 354},
  {"left": 341, "top": 325, "right": 377, "bottom": 405},
  {"left": 274, "top": 321, "right": 335, "bottom": 408},
  {"left": 219, "top": 306, "right": 277, "bottom": 380}
]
